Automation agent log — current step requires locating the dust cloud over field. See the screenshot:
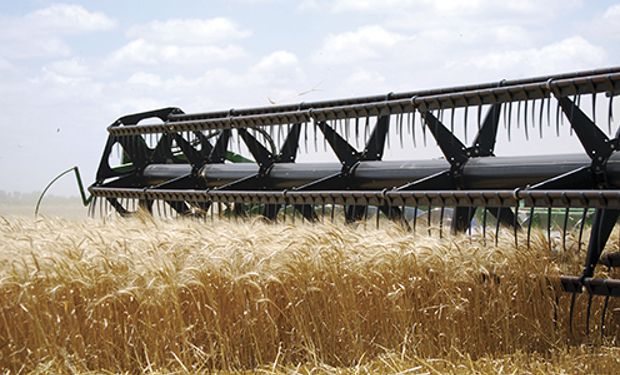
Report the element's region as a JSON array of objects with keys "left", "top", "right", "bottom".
[{"left": 1, "top": 216, "right": 619, "bottom": 374}]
